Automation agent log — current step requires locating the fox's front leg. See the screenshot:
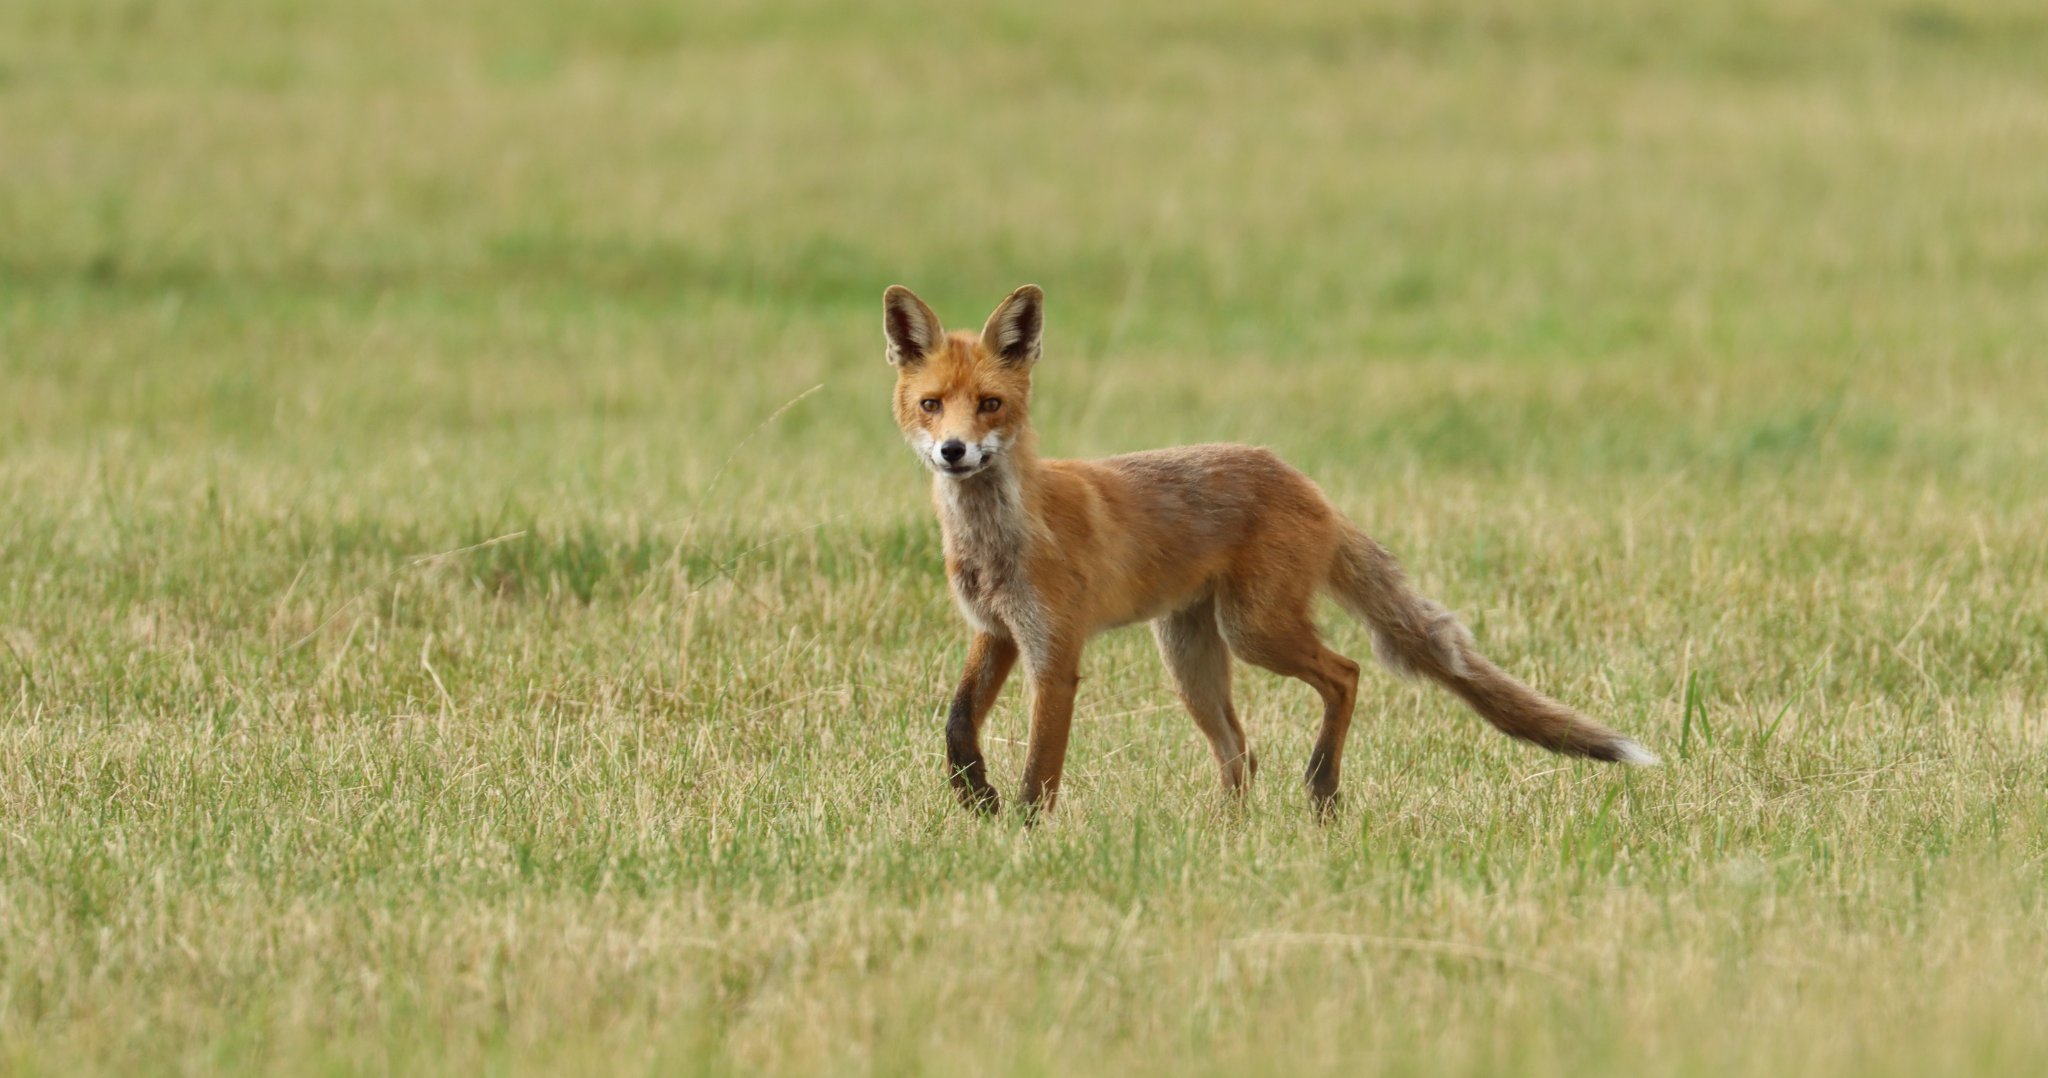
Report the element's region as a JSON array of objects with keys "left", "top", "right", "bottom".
[
  {"left": 1017, "top": 645, "right": 1082, "bottom": 820},
  {"left": 946, "top": 632, "right": 1018, "bottom": 814}
]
